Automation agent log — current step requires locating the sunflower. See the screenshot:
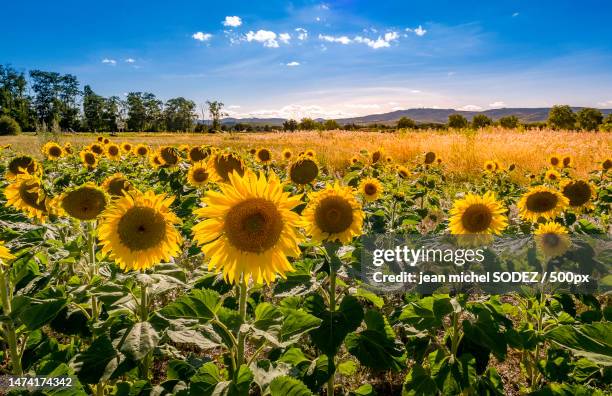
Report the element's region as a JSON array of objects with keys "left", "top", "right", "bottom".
[
  {"left": 359, "top": 177, "right": 383, "bottom": 202},
  {"left": 397, "top": 165, "right": 410, "bottom": 179},
  {"left": 89, "top": 143, "right": 105, "bottom": 155},
  {"left": 256, "top": 148, "right": 272, "bottom": 164},
  {"left": 304, "top": 149, "right": 316, "bottom": 158},
  {"left": 102, "top": 173, "right": 133, "bottom": 197},
  {"left": 350, "top": 156, "right": 360, "bottom": 165},
  {"left": 4, "top": 175, "right": 49, "bottom": 222},
  {"left": 208, "top": 152, "right": 246, "bottom": 182},
  {"left": 282, "top": 149, "right": 293, "bottom": 161},
  {"left": 42, "top": 142, "right": 63, "bottom": 160},
  {"left": 80, "top": 150, "right": 98, "bottom": 170},
  {"left": 149, "top": 153, "right": 165, "bottom": 168},
  {"left": 121, "top": 142, "right": 133, "bottom": 153},
  {"left": 508, "top": 164, "right": 516, "bottom": 172},
  {"left": 63, "top": 143, "right": 73, "bottom": 155},
  {"left": 561, "top": 156, "right": 573, "bottom": 168},
  {"left": 59, "top": 183, "right": 108, "bottom": 221},
  {"left": 192, "top": 171, "right": 302, "bottom": 284},
  {"left": 187, "top": 162, "right": 211, "bottom": 188},
  {"left": 602, "top": 158, "right": 611, "bottom": 171},
  {"left": 548, "top": 155, "right": 561, "bottom": 168},
  {"left": 97, "top": 136, "right": 104, "bottom": 142},
  {"left": 188, "top": 146, "right": 211, "bottom": 163},
  {"left": 483, "top": 161, "right": 497, "bottom": 173},
  {"left": 545, "top": 169, "right": 561, "bottom": 182},
  {"left": 106, "top": 143, "right": 122, "bottom": 160},
  {"left": 249, "top": 148, "right": 257, "bottom": 155},
  {"left": 534, "top": 222, "right": 571, "bottom": 258},
  {"left": 371, "top": 149, "right": 384, "bottom": 164},
  {"left": 0, "top": 241, "right": 15, "bottom": 265},
  {"left": 424, "top": 151, "right": 436, "bottom": 165},
  {"left": 6, "top": 155, "right": 39, "bottom": 179},
  {"left": 302, "top": 183, "right": 364, "bottom": 244},
  {"left": 103, "top": 138, "right": 110, "bottom": 145},
  {"left": 288, "top": 156, "right": 319, "bottom": 185},
  {"left": 179, "top": 144, "right": 190, "bottom": 152},
  {"left": 134, "top": 144, "right": 150, "bottom": 157},
  {"left": 518, "top": 186, "right": 568, "bottom": 222},
  {"left": 97, "top": 190, "right": 182, "bottom": 271},
  {"left": 159, "top": 146, "right": 180, "bottom": 167},
  {"left": 386, "top": 156, "right": 393, "bottom": 164},
  {"left": 560, "top": 179, "right": 594, "bottom": 211},
  {"left": 448, "top": 192, "right": 508, "bottom": 237}
]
